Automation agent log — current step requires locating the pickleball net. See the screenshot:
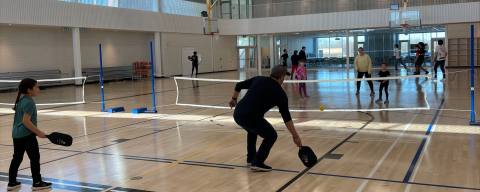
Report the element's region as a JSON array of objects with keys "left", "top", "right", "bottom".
[
  {"left": 174, "top": 74, "right": 432, "bottom": 112},
  {"left": 0, "top": 77, "right": 87, "bottom": 106}
]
